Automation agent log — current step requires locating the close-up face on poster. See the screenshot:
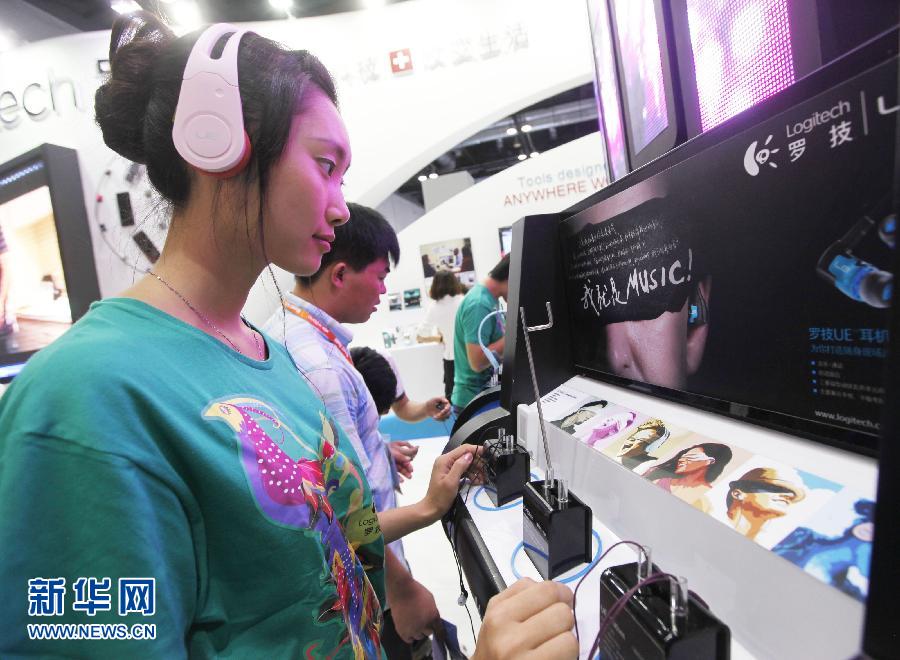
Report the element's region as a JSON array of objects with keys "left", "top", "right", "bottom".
[{"left": 562, "top": 58, "right": 897, "bottom": 450}]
